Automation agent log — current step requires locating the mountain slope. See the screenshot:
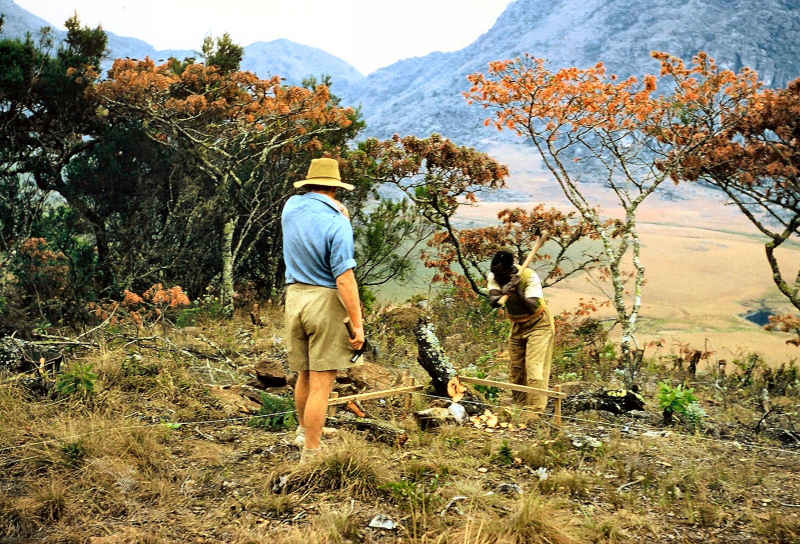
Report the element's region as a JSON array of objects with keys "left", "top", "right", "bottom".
[
  {"left": 242, "top": 39, "right": 363, "bottom": 86},
  {"left": 341, "top": 0, "right": 800, "bottom": 142},
  {"left": 0, "top": 0, "right": 362, "bottom": 87}
]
